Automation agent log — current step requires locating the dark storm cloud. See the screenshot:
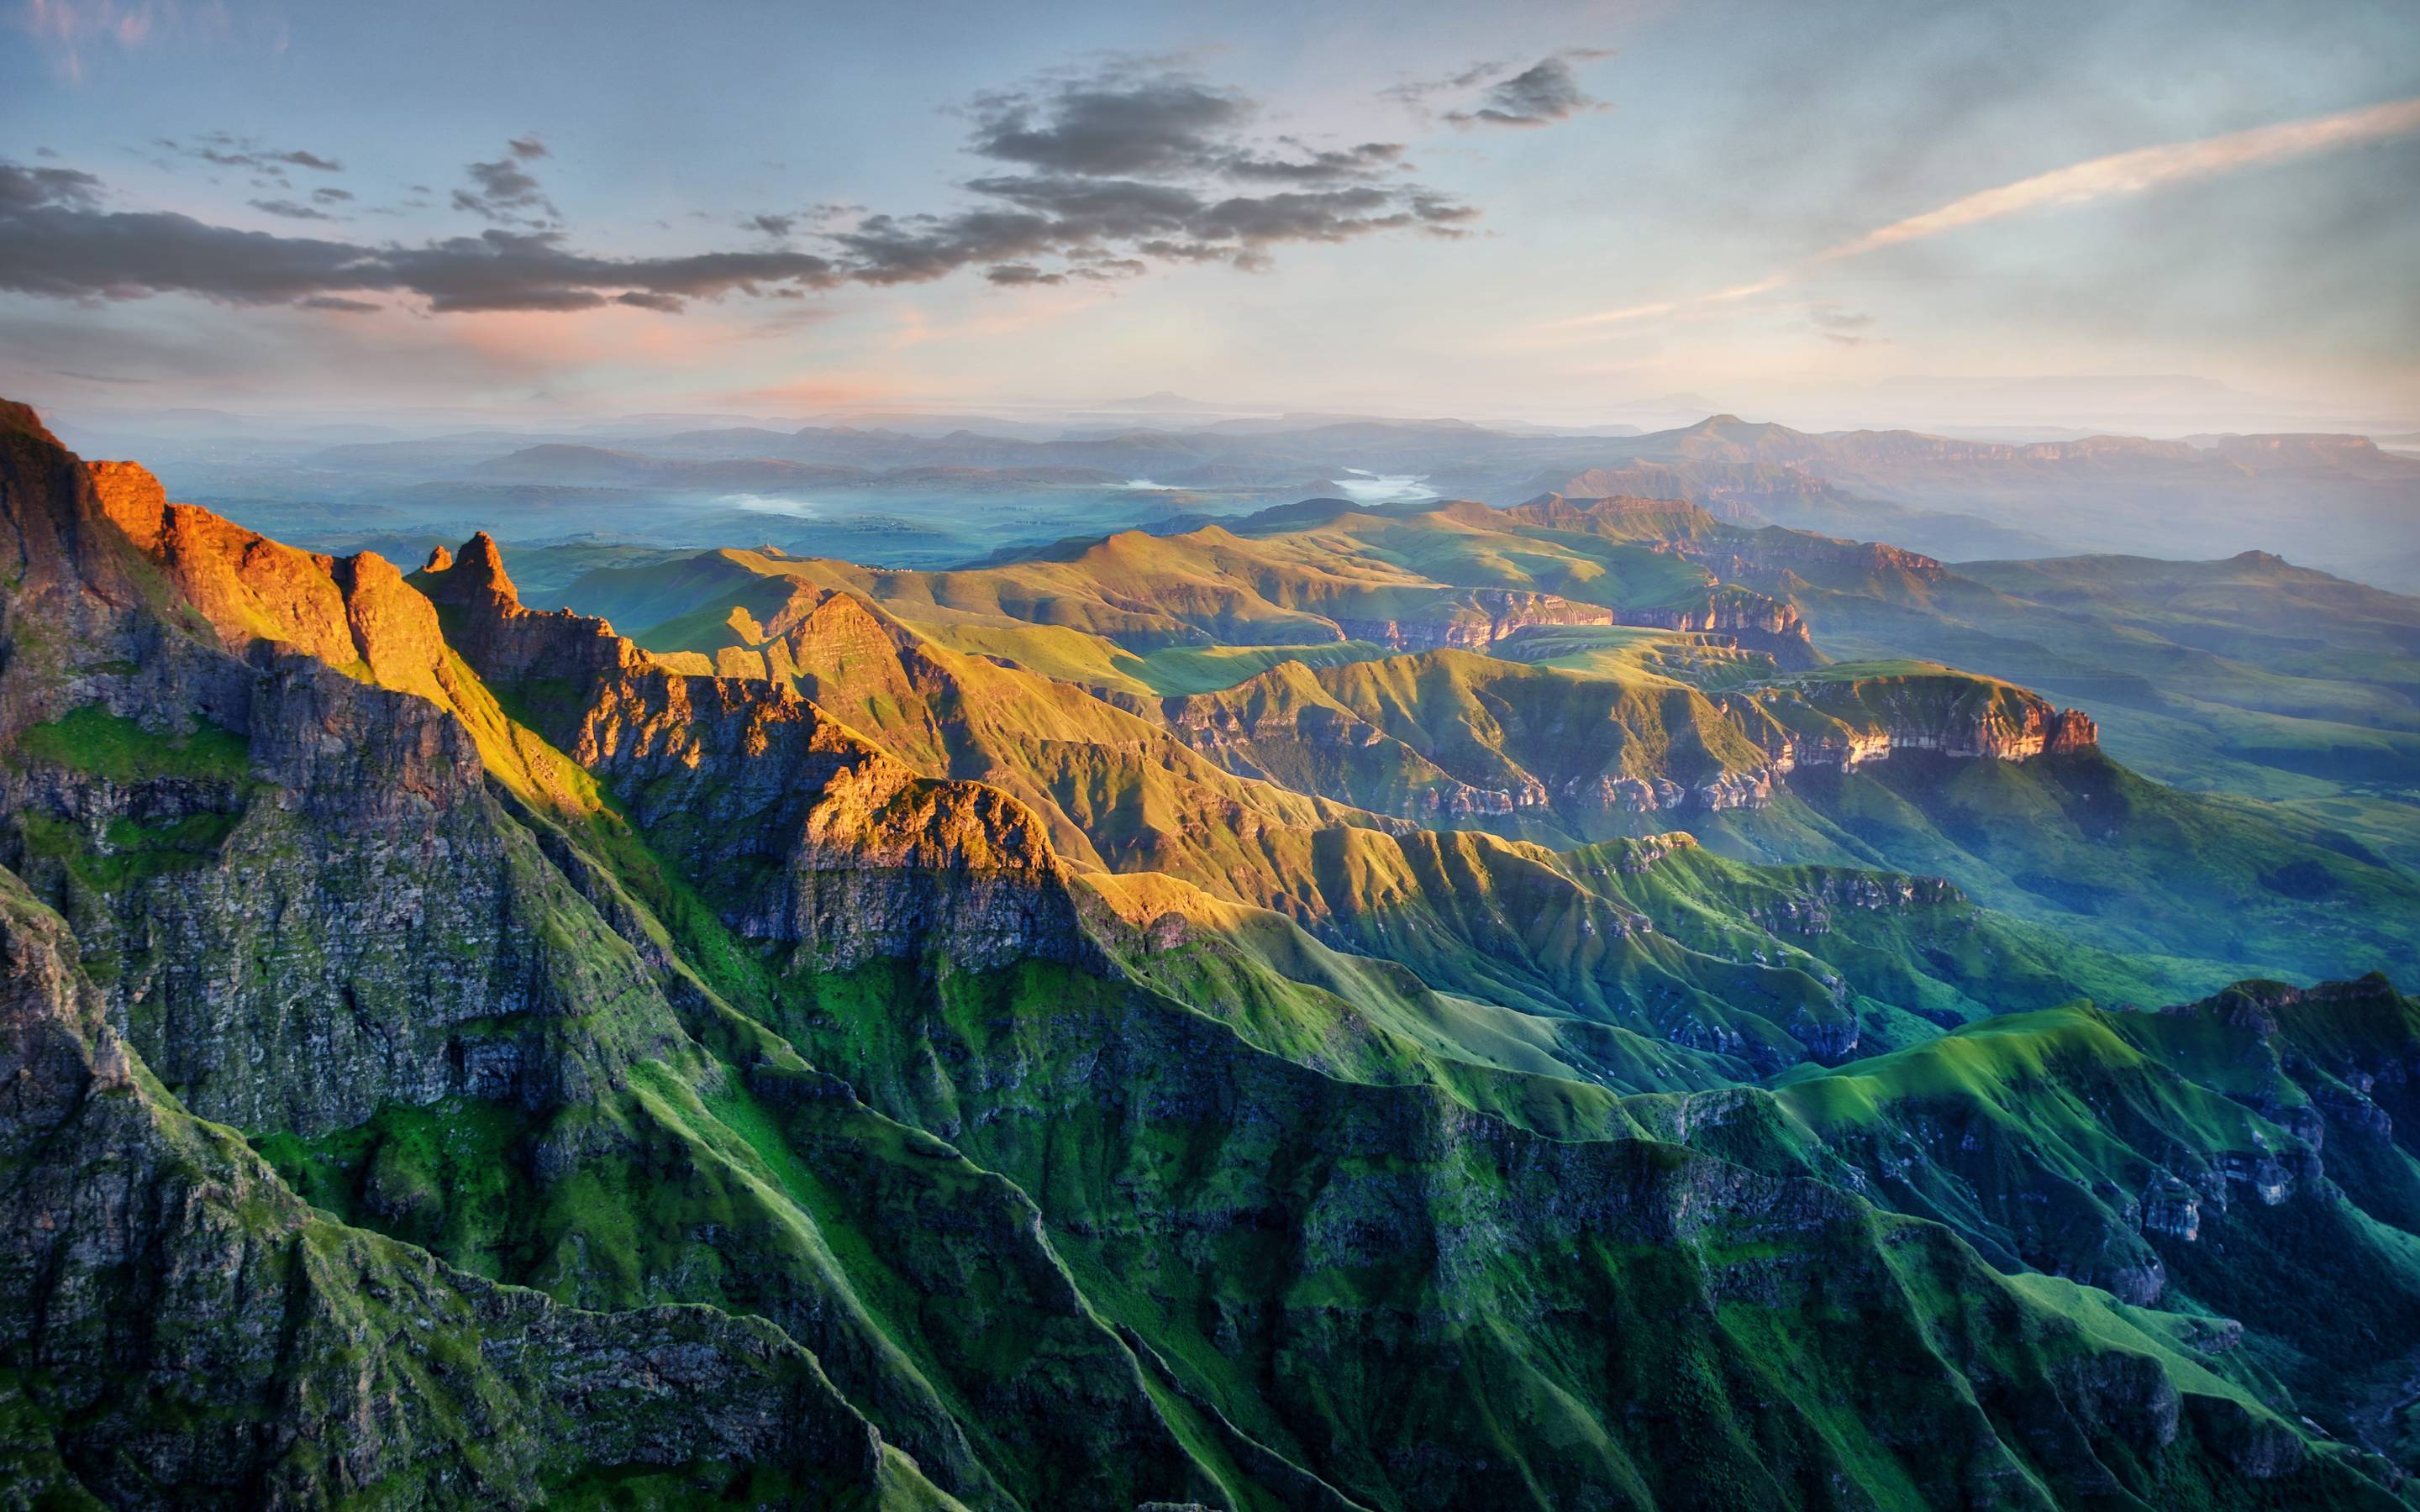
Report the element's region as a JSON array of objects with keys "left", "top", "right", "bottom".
[
  {"left": 1446, "top": 57, "right": 1605, "bottom": 128},
  {"left": 297, "top": 296, "right": 379, "bottom": 312}
]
